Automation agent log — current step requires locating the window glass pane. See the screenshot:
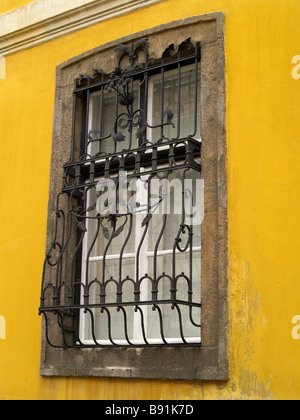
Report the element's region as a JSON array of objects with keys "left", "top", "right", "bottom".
[
  {"left": 146, "top": 303, "right": 201, "bottom": 343},
  {"left": 146, "top": 248, "right": 201, "bottom": 342},
  {"left": 89, "top": 81, "right": 140, "bottom": 156},
  {"left": 147, "top": 251, "right": 201, "bottom": 302},
  {"left": 82, "top": 306, "right": 135, "bottom": 344},
  {"left": 81, "top": 258, "right": 136, "bottom": 343},
  {"left": 85, "top": 258, "right": 135, "bottom": 286},
  {"left": 148, "top": 169, "right": 202, "bottom": 253},
  {"left": 86, "top": 186, "right": 136, "bottom": 258},
  {"left": 148, "top": 64, "right": 200, "bottom": 142}
]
